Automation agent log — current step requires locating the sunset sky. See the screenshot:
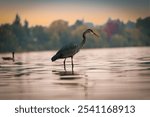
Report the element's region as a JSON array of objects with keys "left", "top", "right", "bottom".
[{"left": 0, "top": 0, "right": 149, "bottom": 26}]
